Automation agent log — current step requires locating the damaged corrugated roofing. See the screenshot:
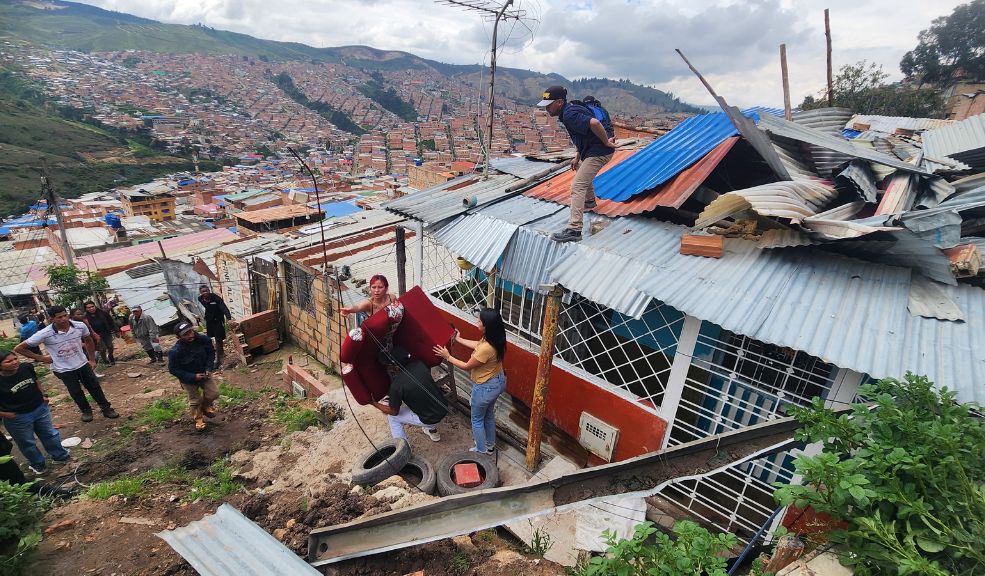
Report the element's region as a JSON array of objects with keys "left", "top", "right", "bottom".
[
  {"left": 490, "top": 157, "right": 557, "bottom": 179},
  {"left": 546, "top": 219, "right": 985, "bottom": 404},
  {"left": 383, "top": 174, "right": 517, "bottom": 228},
  {"left": 432, "top": 196, "right": 564, "bottom": 271},
  {"left": 592, "top": 109, "right": 775, "bottom": 202},
  {"left": 845, "top": 114, "right": 952, "bottom": 134},
  {"left": 695, "top": 181, "right": 839, "bottom": 228},
  {"left": 157, "top": 504, "right": 321, "bottom": 576},
  {"left": 793, "top": 108, "right": 856, "bottom": 176},
  {"left": 499, "top": 209, "right": 578, "bottom": 293},
  {"left": 758, "top": 114, "right": 931, "bottom": 174},
  {"left": 921, "top": 113, "right": 985, "bottom": 171}
]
